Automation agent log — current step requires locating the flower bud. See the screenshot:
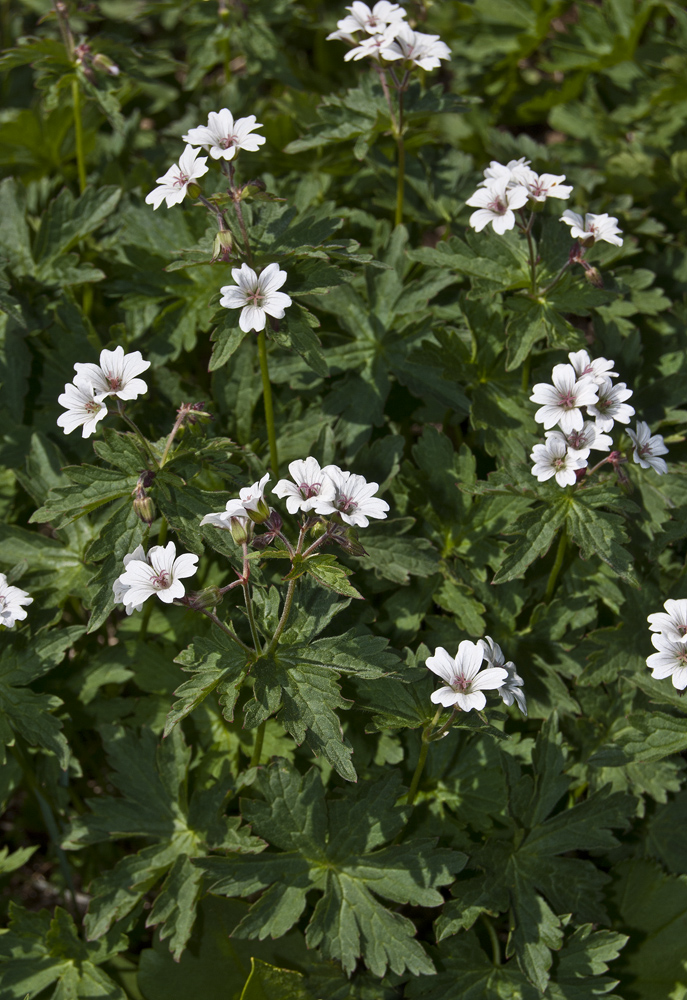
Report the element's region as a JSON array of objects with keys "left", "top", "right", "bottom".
[
  {"left": 245, "top": 499, "right": 271, "bottom": 524},
  {"left": 584, "top": 265, "right": 603, "bottom": 288},
  {"left": 133, "top": 494, "right": 156, "bottom": 525},
  {"left": 212, "top": 230, "right": 233, "bottom": 262},
  {"left": 230, "top": 515, "right": 252, "bottom": 545},
  {"left": 186, "top": 586, "right": 223, "bottom": 610},
  {"left": 187, "top": 182, "right": 201, "bottom": 200},
  {"left": 92, "top": 53, "right": 120, "bottom": 76},
  {"left": 336, "top": 527, "right": 367, "bottom": 557},
  {"left": 308, "top": 519, "right": 328, "bottom": 539}
]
